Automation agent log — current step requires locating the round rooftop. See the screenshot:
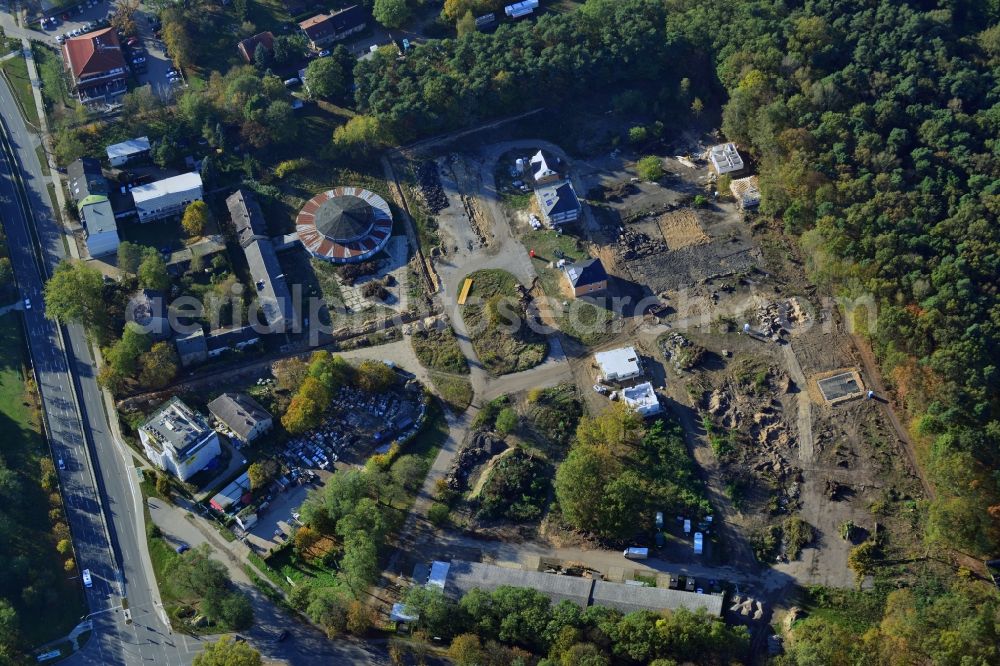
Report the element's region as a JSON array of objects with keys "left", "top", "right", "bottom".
[
  {"left": 314, "top": 195, "right": 376, "bottom": 242},
  {"left": 296, "top": 187, "right": 393, "bottom": 264}
]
